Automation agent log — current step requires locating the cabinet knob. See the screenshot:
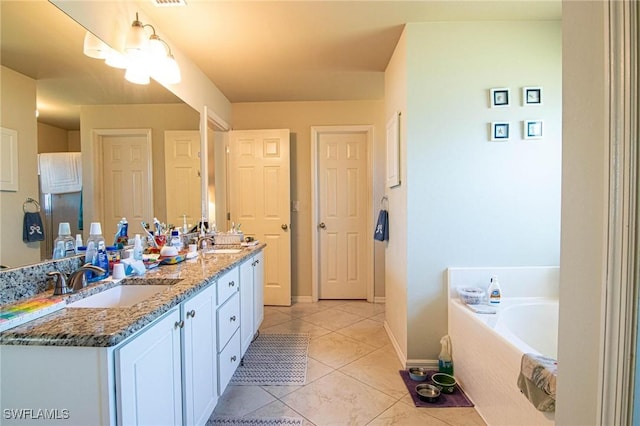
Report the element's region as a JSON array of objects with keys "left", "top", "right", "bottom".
[
  {"left": 187, "top": 309, "right": 196, "bottom": 319},
  {"left": 281, "top": 224, "right": 288, "bottom": 230},
  {"left": 230, "top": 315, "right": 236, "bottom": 322},
  {"left": 231, "top": 355, "right": 237, "bottom": 362},
  {"left": 229, "top": 281, "right": 235, "bottom": 287},
  {"left": 174, "top": 320, "right": 184, "bottom": 329}
]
